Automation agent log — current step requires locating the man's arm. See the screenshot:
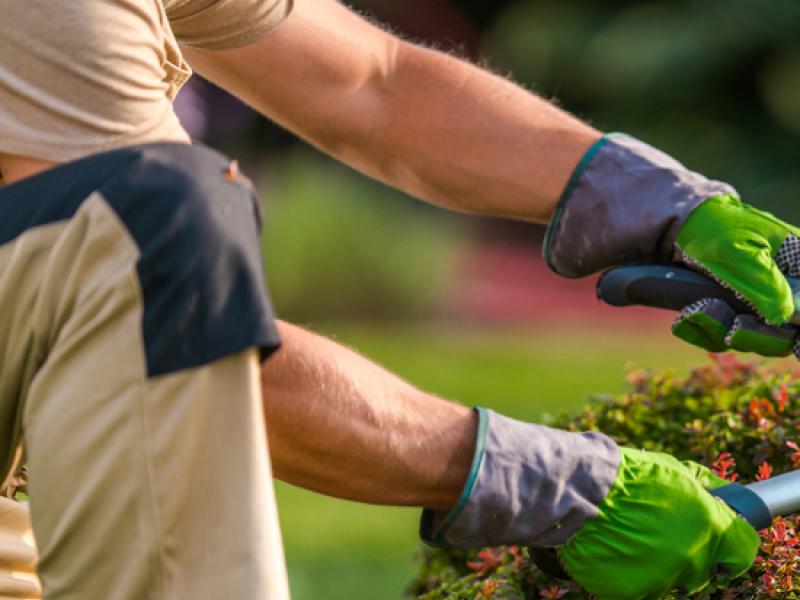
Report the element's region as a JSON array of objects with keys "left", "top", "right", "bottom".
[
  {"left": 262, "top": 320, "right": 475, "bottom": 509},
  {"left": 180, "top": 0, "right": 599, "bottom": 223},
  {"left": 262, "top": 321, "right": 759, "bottom": 600}
]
